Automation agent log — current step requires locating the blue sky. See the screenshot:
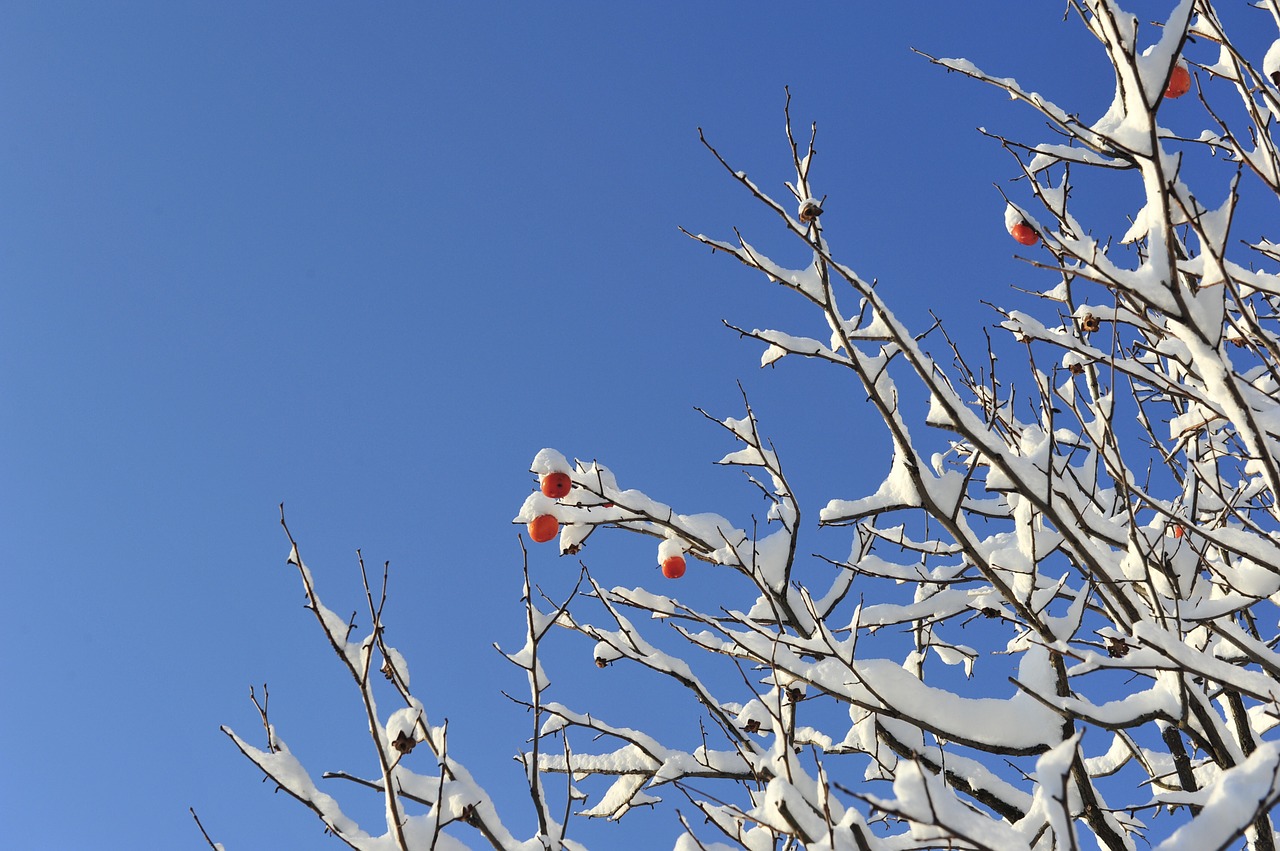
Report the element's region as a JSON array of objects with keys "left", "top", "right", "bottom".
[{"left": 4, "top": 3, "right": 1262, "bottom": 849}]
